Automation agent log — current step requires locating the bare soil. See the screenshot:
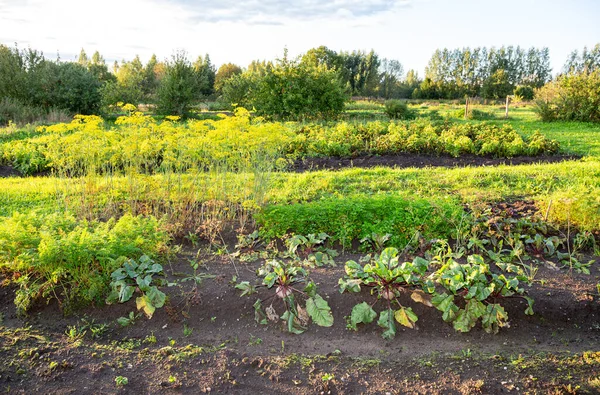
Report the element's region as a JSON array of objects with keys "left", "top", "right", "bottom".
[
  {"left": 0, "top": 165, "right": 20, "bottom": 177},
  {"left": 292, "top": 154, "right": 580, "bottom": 172}
]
